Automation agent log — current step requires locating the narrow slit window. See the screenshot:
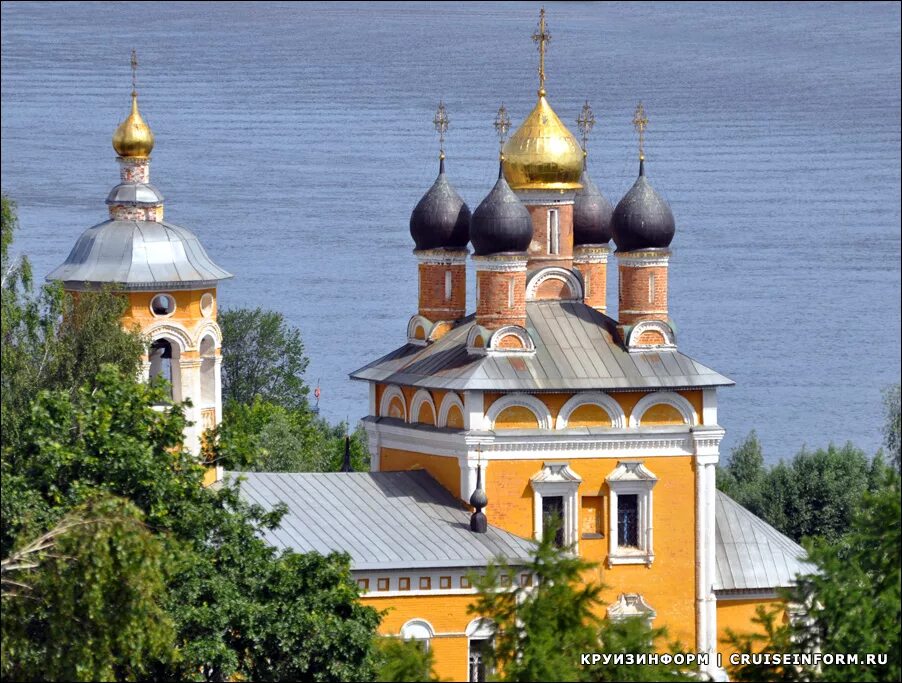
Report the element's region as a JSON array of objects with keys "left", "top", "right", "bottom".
[
  {"left": 548, "top": 209, "right": 560, "bottom": 255},
  {"left": 648, "top": 272, "right": 655, "bottom": 304},
  {"left": 508, "top": 277, "right": 514, "bottom": 308},
  {"left": 445, "top": 270, "right": 452, "bottom": 301},
  {"left": 541, "top": 495, "right": 565, "bottom": 548}
]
